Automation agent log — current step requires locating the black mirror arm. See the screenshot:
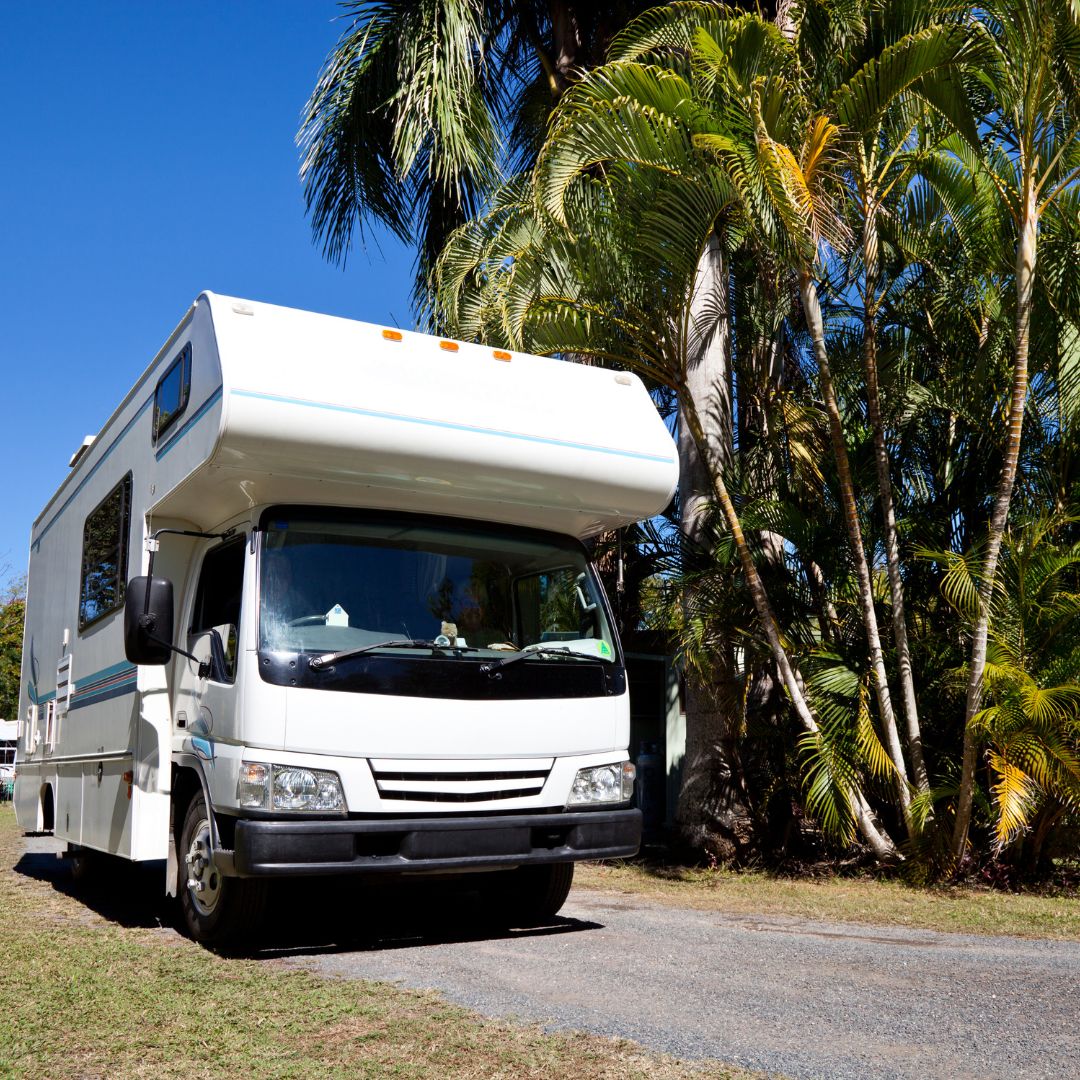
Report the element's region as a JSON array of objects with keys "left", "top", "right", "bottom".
[{"left": 138, "top": 618, "right": 211, "bottom": 677}]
